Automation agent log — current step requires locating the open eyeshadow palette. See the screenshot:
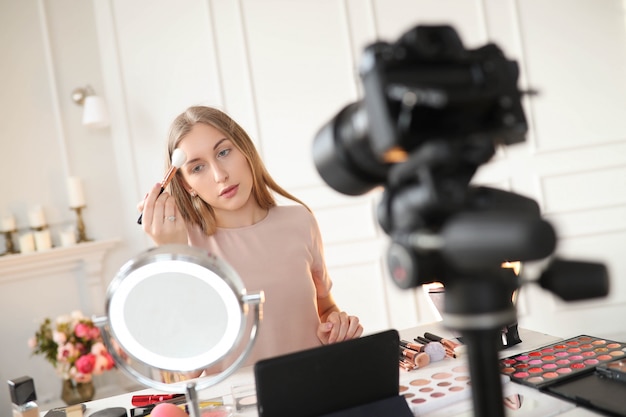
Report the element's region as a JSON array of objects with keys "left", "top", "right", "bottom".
[
  {"left": 400, "top": 363, "right": 511, "bottom": 415},
  {"left": 400, "top": 363, "right": 474, "bottom": 415},
  {"left": 499, "top": 334, "right": 626, "bottom": 389}
]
